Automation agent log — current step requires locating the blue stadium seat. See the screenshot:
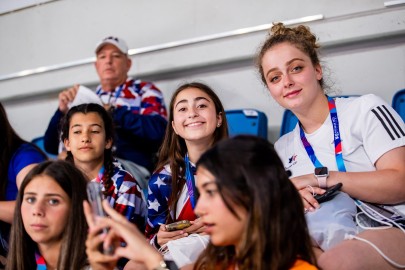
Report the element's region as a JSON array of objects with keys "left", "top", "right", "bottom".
[
  {"left": 31, "top": 136, "right": 57, "bottom": 159},
  {"left": 392, "top": 88, "right": 405, "bottom": 122},
  {"left": 279, "top": 109, "right": 298, "bottom": 137},
  {"left": 279, "top": 94, "right": 359, "bottom": 137},
  {"left": 225, "top": 109, "right": 268, "bottom": 139}
]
